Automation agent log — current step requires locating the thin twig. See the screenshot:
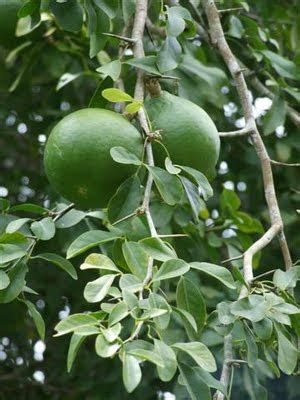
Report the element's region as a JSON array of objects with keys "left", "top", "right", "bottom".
[
  {"left": 102, "top": 32, "right": 137, "bottom": 43},
  {"left": 219, "top": 126, "right": 252, "bottom": 137},
  {"left": 271, "top": 160, "right": 300, "bottom": 167},
  {"left": 52, "top": 203, "right": 75, "bottom": 222}
]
